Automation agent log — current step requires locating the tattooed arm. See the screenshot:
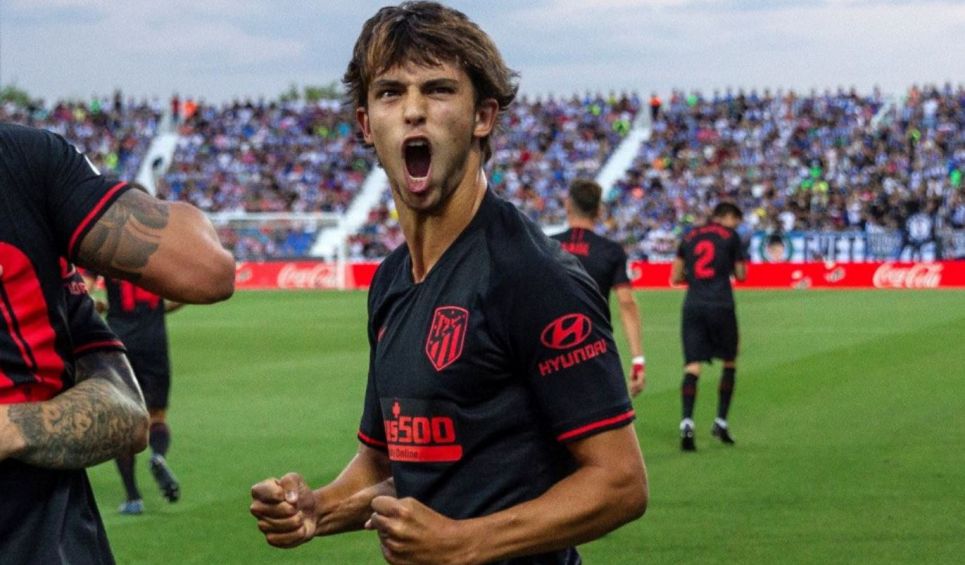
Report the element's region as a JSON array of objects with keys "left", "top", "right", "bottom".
[
  {"left": 76, "top": 188, "right": 235, "bottom": 304},
  {"left": 0, "top": 351, "right": 149, "bottom": 469}
]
